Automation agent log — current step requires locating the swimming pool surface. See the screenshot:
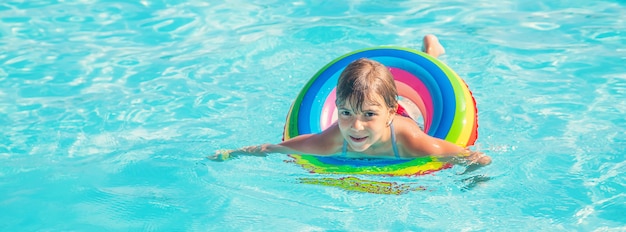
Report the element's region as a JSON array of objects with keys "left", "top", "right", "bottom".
[{"left": 1, "top": 0, "right": 625, "bottom": 231}]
